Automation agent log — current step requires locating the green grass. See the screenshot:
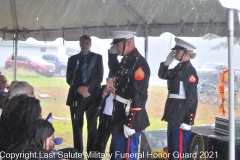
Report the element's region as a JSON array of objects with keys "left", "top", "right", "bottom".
[
  {"left": 147, "top": 118, "right": 167, "bottom": 131},
  {"left": 2, "top": 68, "right": 68, "bottom": 87},
  {"left": 53, "top": 119, "right": 73, "bottom": 148}
]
